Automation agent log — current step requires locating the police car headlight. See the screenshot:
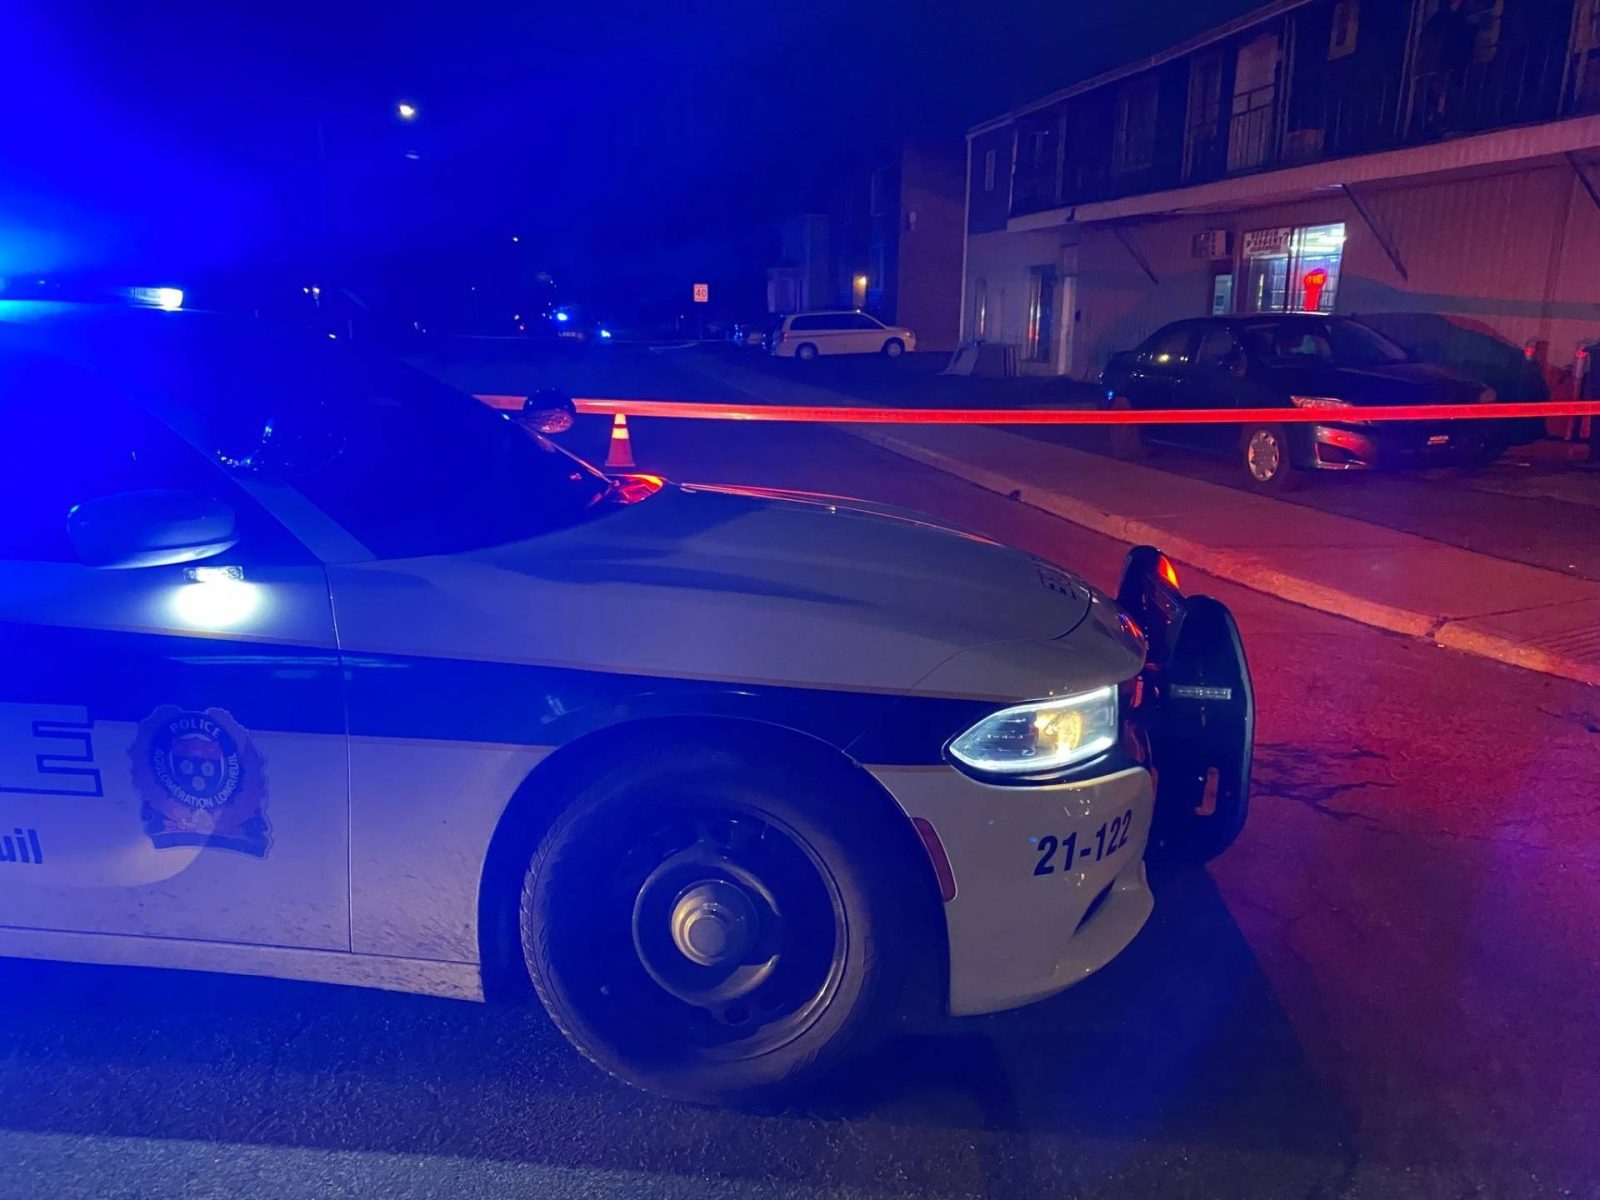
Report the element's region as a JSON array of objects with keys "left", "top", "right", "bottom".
[{"left": 948, "top": 686, "right": 1118, "bottom": 775}]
